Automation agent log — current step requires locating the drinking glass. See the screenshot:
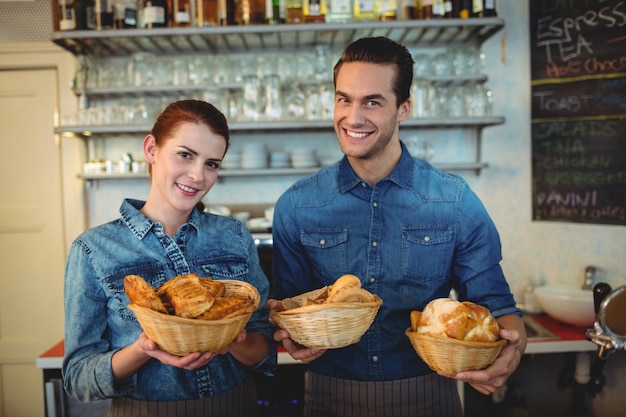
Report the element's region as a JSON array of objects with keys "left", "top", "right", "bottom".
[{"left": 263, "top": 74, "right": 282, "bottom": 120}]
